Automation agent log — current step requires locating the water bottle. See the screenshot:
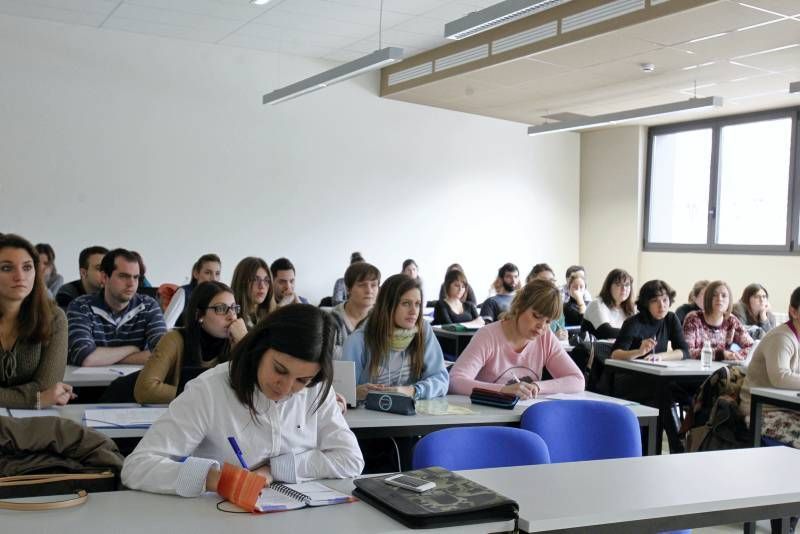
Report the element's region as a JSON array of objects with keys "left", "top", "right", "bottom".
[{"left": 701, "top": 340, "right": 713, "bottom": 370}]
